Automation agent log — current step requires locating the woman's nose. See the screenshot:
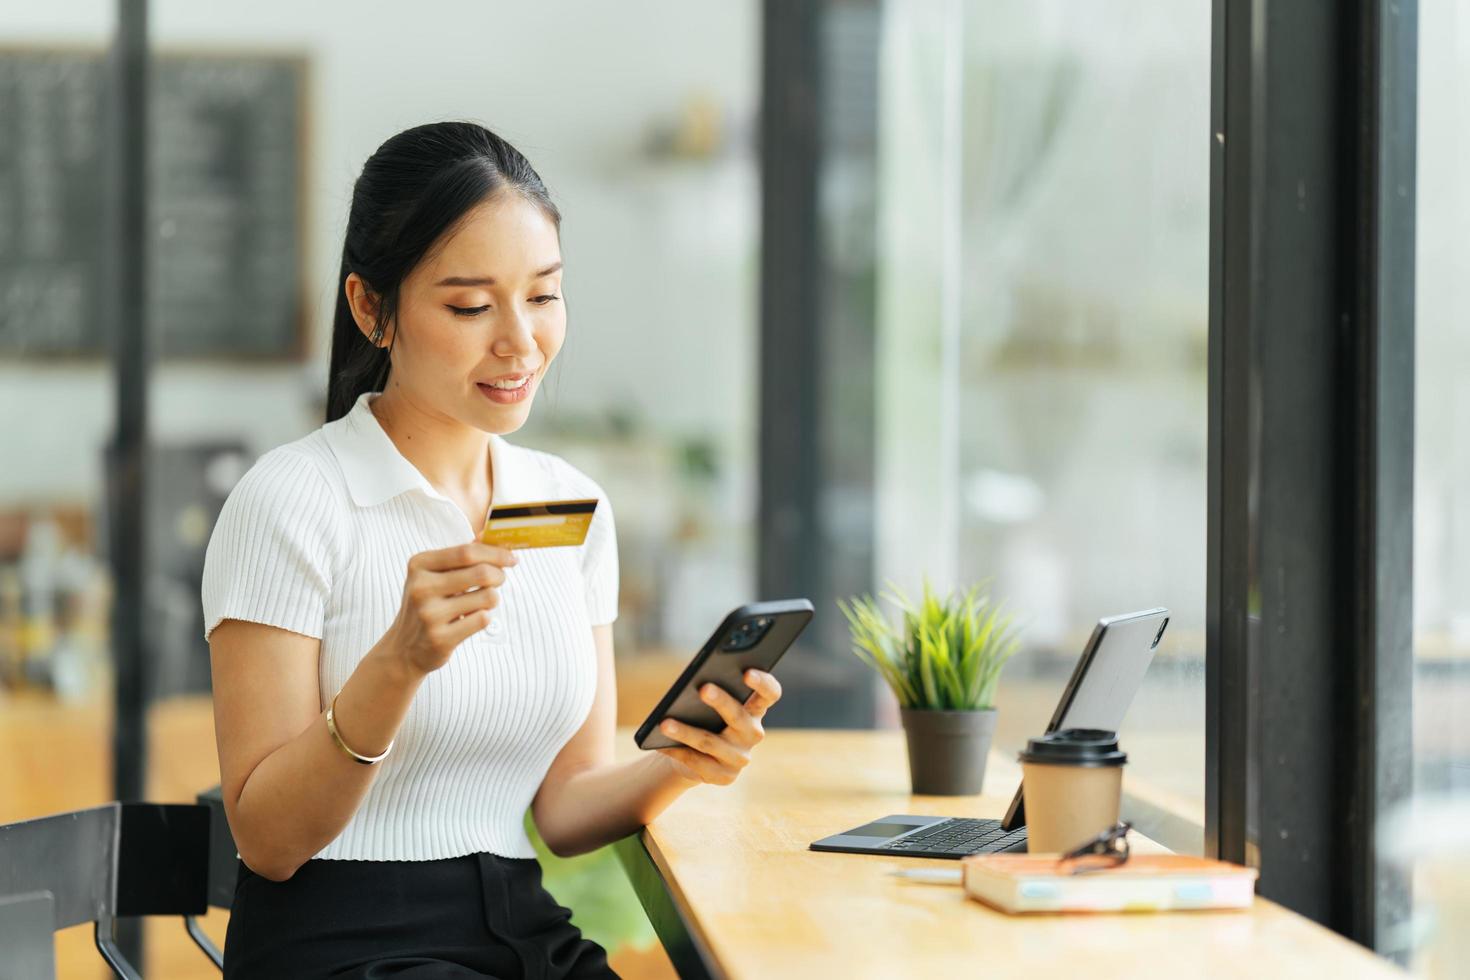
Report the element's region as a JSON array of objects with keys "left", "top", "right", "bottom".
[{"left": 491, "top": 308, "right": 538, "bottom": 358}]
